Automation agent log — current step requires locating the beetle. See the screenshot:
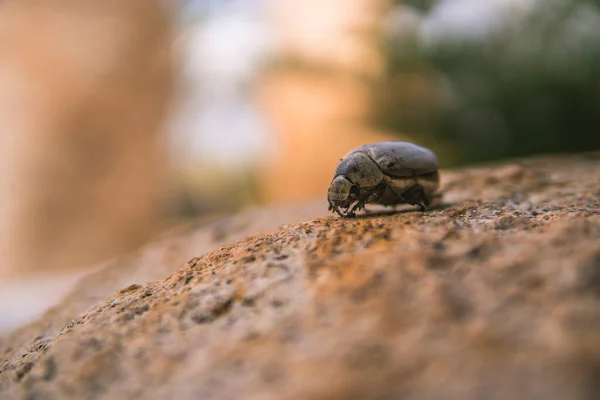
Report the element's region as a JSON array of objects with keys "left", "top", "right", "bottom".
[{"left": 327, "top": 141, "right": 440, "bottom": 218}]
